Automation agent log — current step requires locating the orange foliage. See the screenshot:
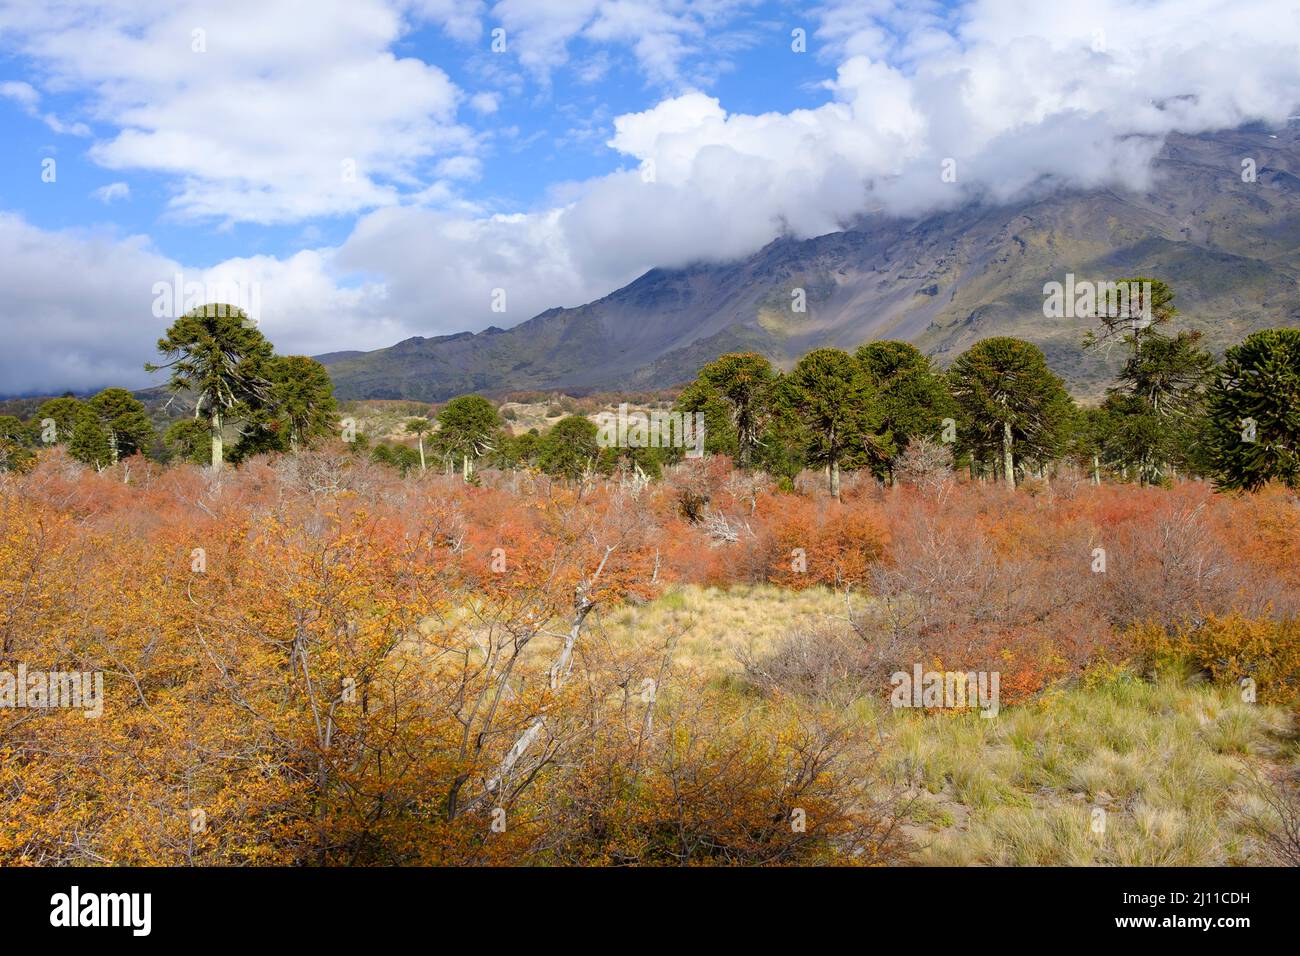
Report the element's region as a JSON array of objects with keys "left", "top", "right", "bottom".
[
  {"left": 759, "top": 494, "right": 889, "bottom": 590},
  {"left": 2, "top": 448, "right": 1297, "bottom": 864}
]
